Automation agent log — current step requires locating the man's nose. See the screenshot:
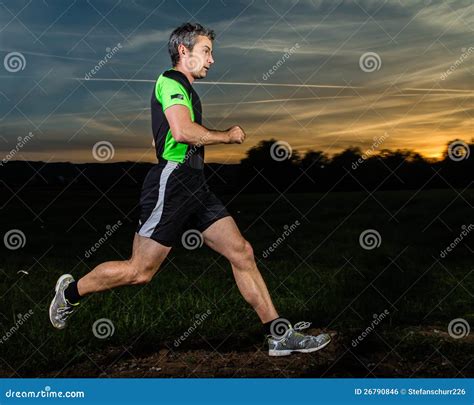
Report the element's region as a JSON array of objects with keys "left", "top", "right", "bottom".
[{"left": 209, "top": 55, "right": 214, "bottom": 64}]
